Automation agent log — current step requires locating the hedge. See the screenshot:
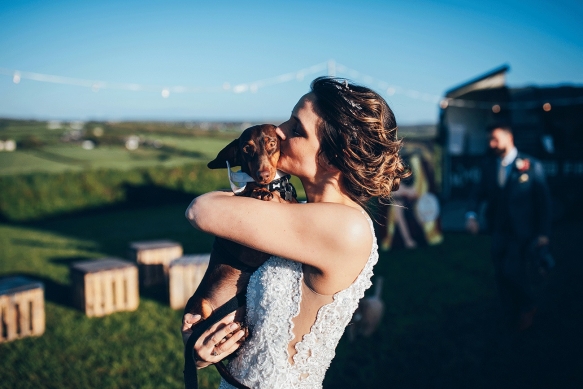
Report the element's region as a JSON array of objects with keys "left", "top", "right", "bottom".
[{"left": 0, "top": 163, "right": 227, "bottom": 221}]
